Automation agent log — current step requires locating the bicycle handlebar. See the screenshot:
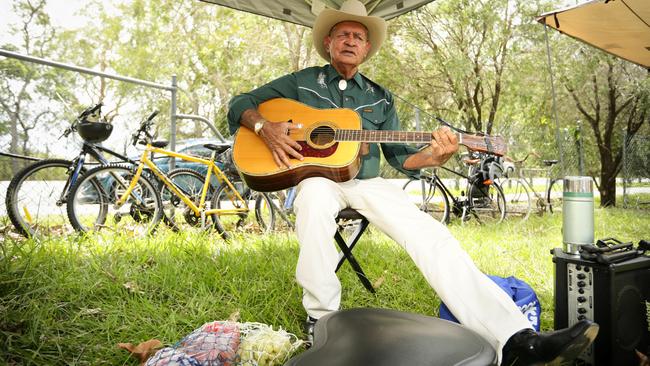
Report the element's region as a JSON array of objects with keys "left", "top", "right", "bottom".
[
  {"left": 505, "top": 151, "right": 542, "bottom": 165},
  {"left": 81, "top": 103, "right": 103, "bottom": 118},
  {"left": 131, "top": 110, "right": 160, "bottom": 146},
  {"left": 146, "top": 110, "right": 159, "bottom": 122}
]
